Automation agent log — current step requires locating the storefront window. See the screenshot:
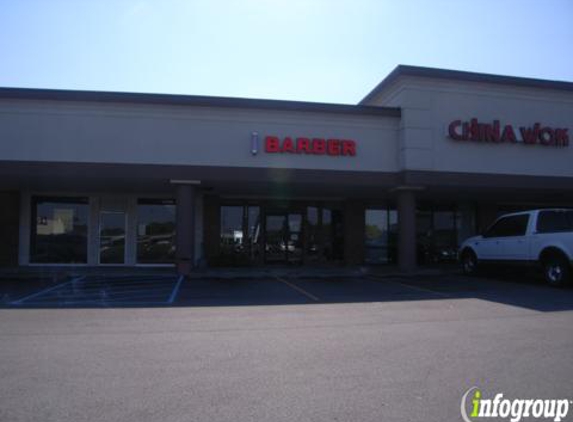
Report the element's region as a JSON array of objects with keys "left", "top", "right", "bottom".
[
  {"left": 246, "top": 206, "right": 261, "bottom": 260},
  {"left": 305, "top": 206, "right": 345, "bottom": 262},
  {"left": 322, "top": 208, "right": 333, "bottom": 260},
  {"left": 136, "top": 199, "right": 176, "bottom": 264},
  {"left": 364, "top": 208, "right": 397, "bottom": 264},
  {"left": 457, "top": 205, "right": 475, "bottom": 245},
  {"left": 220, "top": 206, "right": 244, "bottom": 254},
  {"left": 99, "top": 211, "right": 126, "bottom": 264},
  {"left": 220, "top": 205, "right": 261, "bottom": 264},
  {"left": 365, "top": 209, "right": 387, "bottom": 263},
  {"left": 306, "top": 207, "right": 320, "bottom": 261},
  {"left": 433, "top": 210, "right": 458, "bottom": 262},
  {"left": 30, "top": 196, "right": 89, "bottom": 263},
  {"left": 416, "top": 205, "right": 461, "bottom": 264}
]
